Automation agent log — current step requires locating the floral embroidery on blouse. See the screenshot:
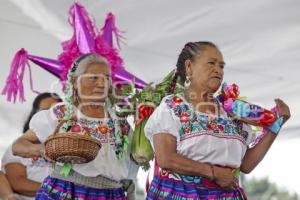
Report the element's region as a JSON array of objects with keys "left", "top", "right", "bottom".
[
  {"left": 51, "top": 104, "right": 130, "bottom": 146},
  {"left": 156, "top": 95, "right": 250, "bottom": 183},
  {"left": 30, "top": 156, "right": 51, "bottom": 167},
  {"left": 159, "top": 168, "right": 202, "bottom": 184},
  {"left": 165, "top": 95, "right": 249, "bottom": 144}
]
